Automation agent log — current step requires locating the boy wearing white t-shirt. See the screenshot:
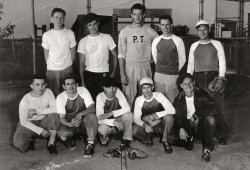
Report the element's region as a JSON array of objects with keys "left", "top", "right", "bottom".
[
  {"left": 78, "top": 13, "right": 118, "bottom": 100},
  {"left": 42, "top": 8, "right": 76, "bottom": 96}
]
